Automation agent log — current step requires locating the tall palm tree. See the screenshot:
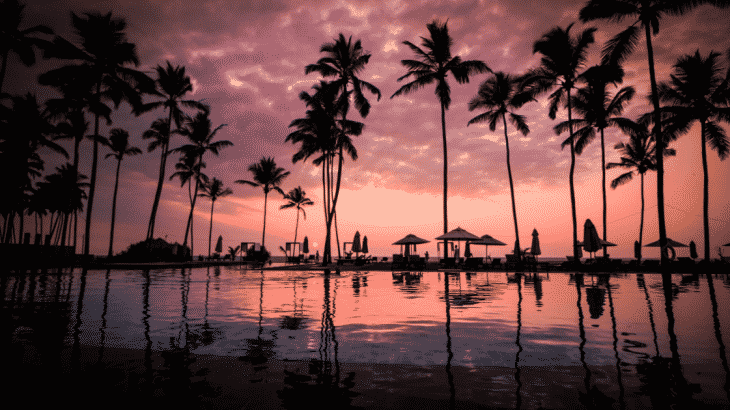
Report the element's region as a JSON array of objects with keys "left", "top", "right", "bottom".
[
  {"left": 198, "top": 178, "right": 232, "bottom": 258},
  {"left": 657, "top": 50, "right": 730, "bottom": 261},
  {"left": 555, "top": 64, "right": 637, "bottom": 255},
  {"left": 36, "top": 163, "right": 89, "bottom": 247},
  {"left": 391, "top": 20, "right": 491, "bottom": 247},
  {"left": 173, "top": 112, "right": 230, "bottom": 251},
  {"left": 280, "top": 186, "right": 314, "bottom": 247},
  {"left": 169, "top": 152, "right": 208, "bottom": 257},
  {"left": 305, "top": 34, "right": 381, "bottom": 257},
  {"left": 467, "top": 72, "right": 535, "bottom": 258},
  {"left": 286, "top": 82, "right": 362, "bottom": 264},
  {"left": 606, "top": 127, "right": 675, "bottom": 250},
  {"left": 579, "top": 0, "right": 730, "bottom": 265},
  {"left": 139, "top": 62, "right": 208, "bottom": 240},
  {"left": 104, "top": 128, "right": 141, "bottom": 258},
  {"left": 529, "top": 23, "right": 596, "bottom": 261},
  {"left": 0, "top": 0, "right": 52, "bottom": 94},
  {"left": 236, "top": 157, "right": 290, "bottom": 249},
  {"left": 39, "top": 11, "right": 154, "bottom": 258}
]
